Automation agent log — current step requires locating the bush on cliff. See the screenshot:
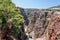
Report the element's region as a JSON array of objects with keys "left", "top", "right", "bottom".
[{"left": 0, "top": 0, "right": 24, "bottom": 38}]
